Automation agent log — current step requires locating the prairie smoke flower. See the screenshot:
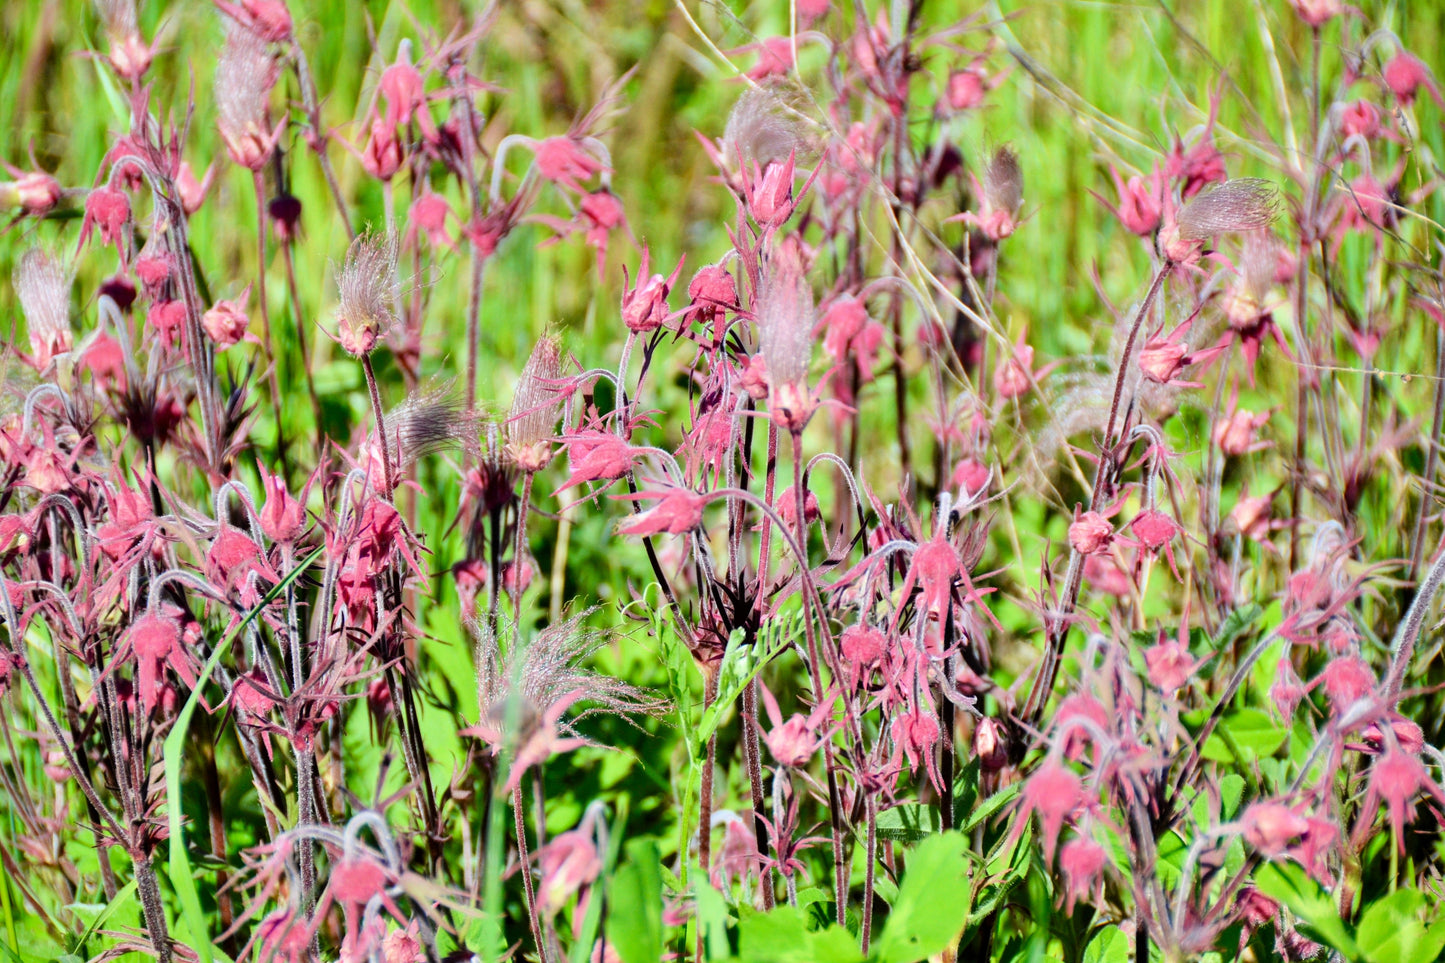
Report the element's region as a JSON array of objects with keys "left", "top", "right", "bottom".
[
  {"left": 615, "top": 486, "right": 708, "bottom": 536},
  {"left": 974, "top": 717, "right": 1008, "bottom": 771},
  {"left": 1242, "top": 801, "right": 1308, "bottom": 856},
  {"left": 710, "top": 812, "right": 762, "bottom": 890},
  {"left": 839, "top": 624, "right": 885, "bottom": 690},
  {"left": 216, "top": 21, "right": 280, "bottom": 171},
  {"left": 202, "top": 289, "right": 254, "bottom": 348},
  {"left": 555, "top": 431, "right": 638, "bottom": 493},
  {"left": 757, "top": 243, "right": 820, "bottom": 432},
  {"left": 1068, "top": 508, "right": 1114, "bottom": 556},
  {"left": 258, "top": 465, "right": 309, "bottom": 543},
  {"left": 82, "top": 186, "right": 130, "bottom": 248},
  {"left": 96, "top": 0, "right": 154, "bottom": 80},
  {"left": 759, "top": 684, "right": 832, "bottom": 769},
  {"left": 467, "top": 611, "right": 661, "bottom": 789},
  {"left": 537, "top": 806, "right": 605, "bottom": 917},
  {"left": 686, "top": 262, "right": 738, "bottom": 330},
  {"left": 721, "top": 85, "right": 811, "bottom": 170},
  {"left": 620, "top": 248, "right": 684, "bottom": 334},
  {"left": 14, "top": 249, "right": 73, "bottom": 370},
  {"left": 1145, "top": 628, "right": 1199, "bottom": 693},
  {"left": 1164, "top": 177, "right": 1279, "bottom": 262},
  {"left": 817, "top": 296, "right": 884, "bottom": 380},
  {"left": 334, "top": 231, "right": 399, "bottom": 357},
  {"left": 126, "top": 612, "right": 199, "bottom": 714},
  {"left": 1287, "top": 0, "right": 1342, "bottom": 26},
  {"left": 1059, "top": 837, "right": 1106, "bottom": 913},
  {"left": 1338, "top": 99, "right": 1383, "bottom": 140},
  {"left": 533, "top": 136, "right": 607, "bottom": 192},
  {"left": 505, "top": 335, "right": 564, "bottom": 472},
  {"left": 0, "top": 169, "right": 62, "bottom": 216},
  {"left": 359, "top": 384, "right": 482, "bottom": 488},
  {"left": 1104, "top": 164, "right": 1163, "bottom": 236},
  {"left": 1383, "top": 50, "right": 1442, "bottom": 108},
  {"left": 1020, "top": 759, "right": 1083, "bottom": 864},
  {"left": 948, "top": 147, "right": 1024, "bottom": 241}
]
